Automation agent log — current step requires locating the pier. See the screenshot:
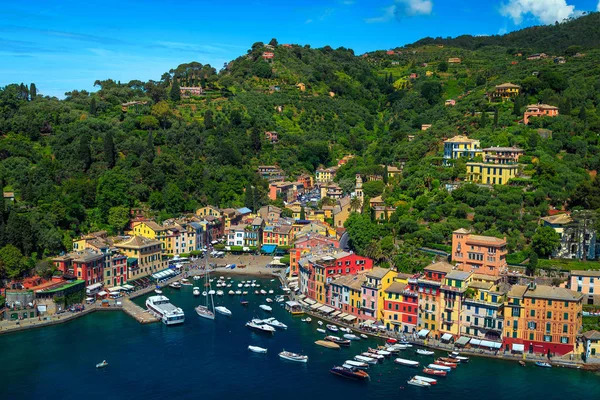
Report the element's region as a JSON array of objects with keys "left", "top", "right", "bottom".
[{"left": 121, "top": 299, "right": 159, "bottom": 324}]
